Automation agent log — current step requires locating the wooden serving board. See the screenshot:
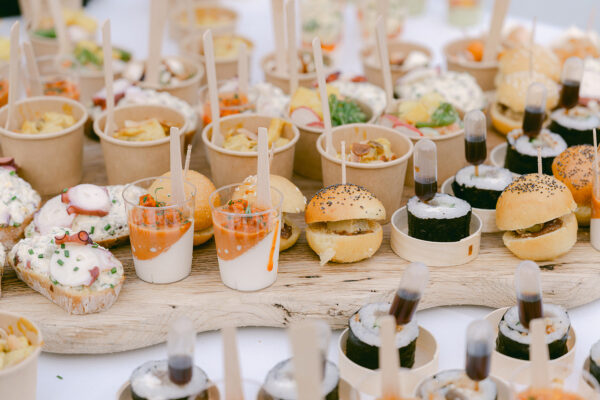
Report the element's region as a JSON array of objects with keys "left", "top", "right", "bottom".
[{"left": 2, "top": 131, "right": 600, "bottom": 354}]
